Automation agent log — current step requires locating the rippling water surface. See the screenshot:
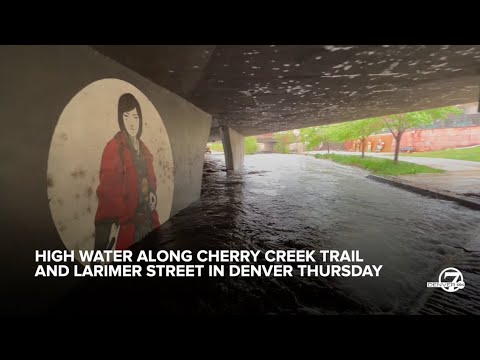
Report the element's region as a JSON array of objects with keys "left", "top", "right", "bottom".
[
  {"left": 57, "top": 153, "right": 480, "bottom": 315},
  {"left": 137, "top": 153, "right": 480, "bottom": 315}
]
